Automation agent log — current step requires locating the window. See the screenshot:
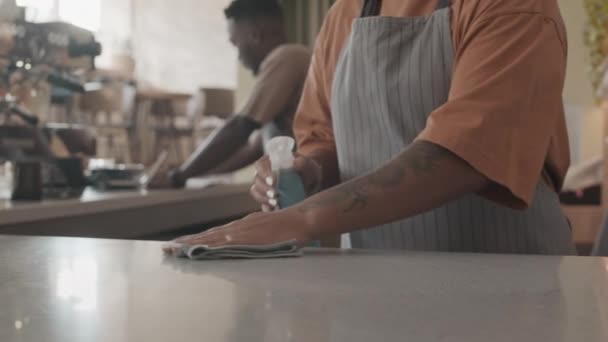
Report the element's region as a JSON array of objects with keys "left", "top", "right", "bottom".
[
  {"left": 16, "top": 0, "right": 101, "bottom": 32},
  {"left": 16, "top": 0, "right": 57, "bottom": 22},
  {"left": 57, "top": 0, "right": 100, "bottom": 32}
]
